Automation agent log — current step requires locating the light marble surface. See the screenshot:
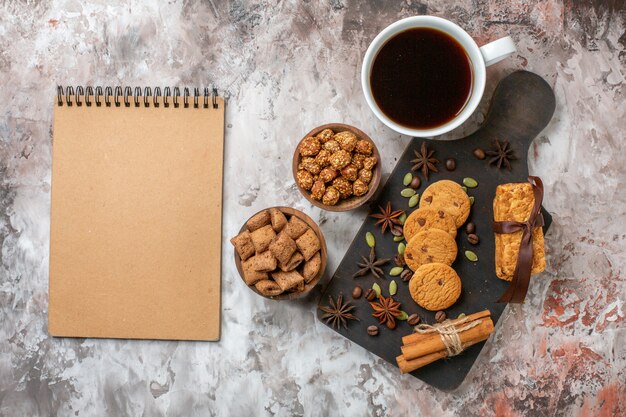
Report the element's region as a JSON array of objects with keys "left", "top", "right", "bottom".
[{"left": 1, "top": 1, "right": 625, "bottom": 416}]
